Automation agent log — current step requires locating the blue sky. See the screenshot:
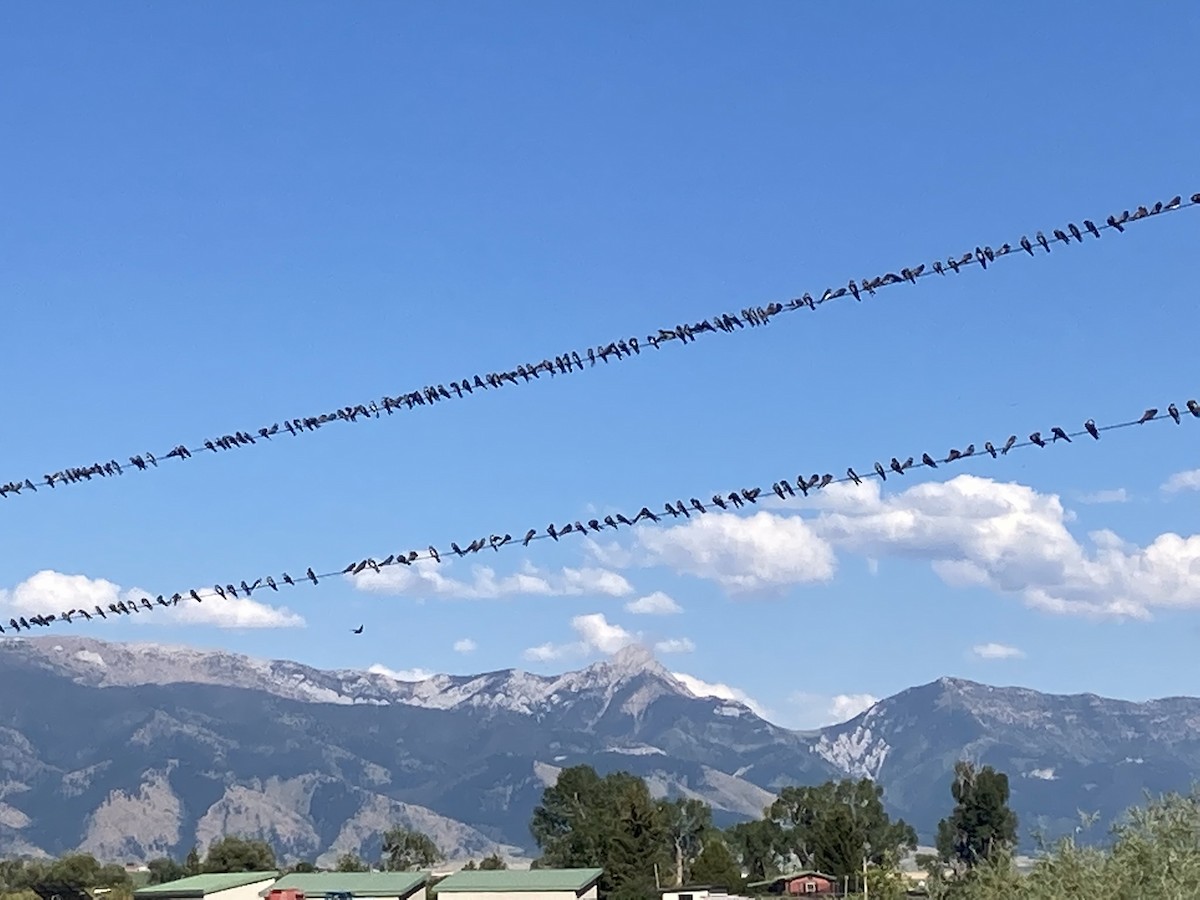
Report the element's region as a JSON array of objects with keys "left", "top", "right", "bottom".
[{"left": 2, "top": 2, "right": 1199, "bottom": 729}]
